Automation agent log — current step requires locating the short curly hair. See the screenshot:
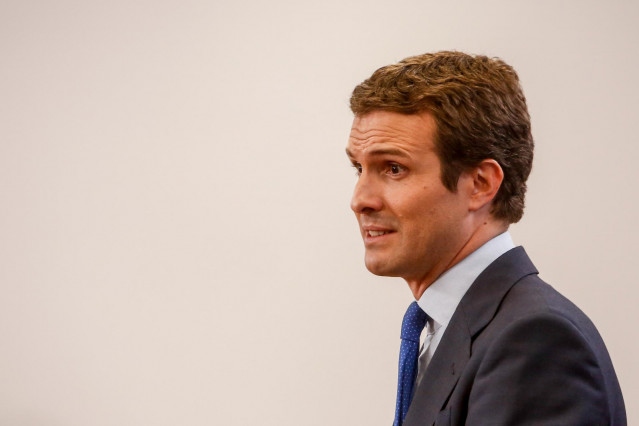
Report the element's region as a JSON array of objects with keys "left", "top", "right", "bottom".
[{"left": 350, "top": 51, "right": 534, "bottom": 223}]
